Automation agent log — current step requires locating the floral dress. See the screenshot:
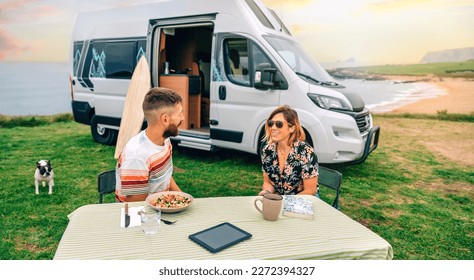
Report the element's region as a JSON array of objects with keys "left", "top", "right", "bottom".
[{"left": 261, "top": 140, "right": 319, "bottom": 195}]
